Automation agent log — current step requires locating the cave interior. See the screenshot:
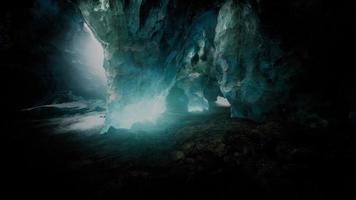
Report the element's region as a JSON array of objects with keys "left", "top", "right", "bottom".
[{"left": 2, "top": 0, "right": 356, "bottom": 199}]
